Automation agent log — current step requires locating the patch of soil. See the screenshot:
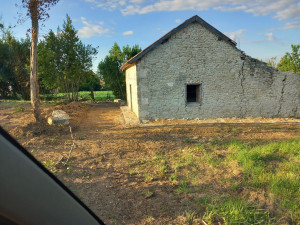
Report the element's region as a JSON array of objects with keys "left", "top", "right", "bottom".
[{"left": 1, "top": 102, "right": 300, "bottom": 224}]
